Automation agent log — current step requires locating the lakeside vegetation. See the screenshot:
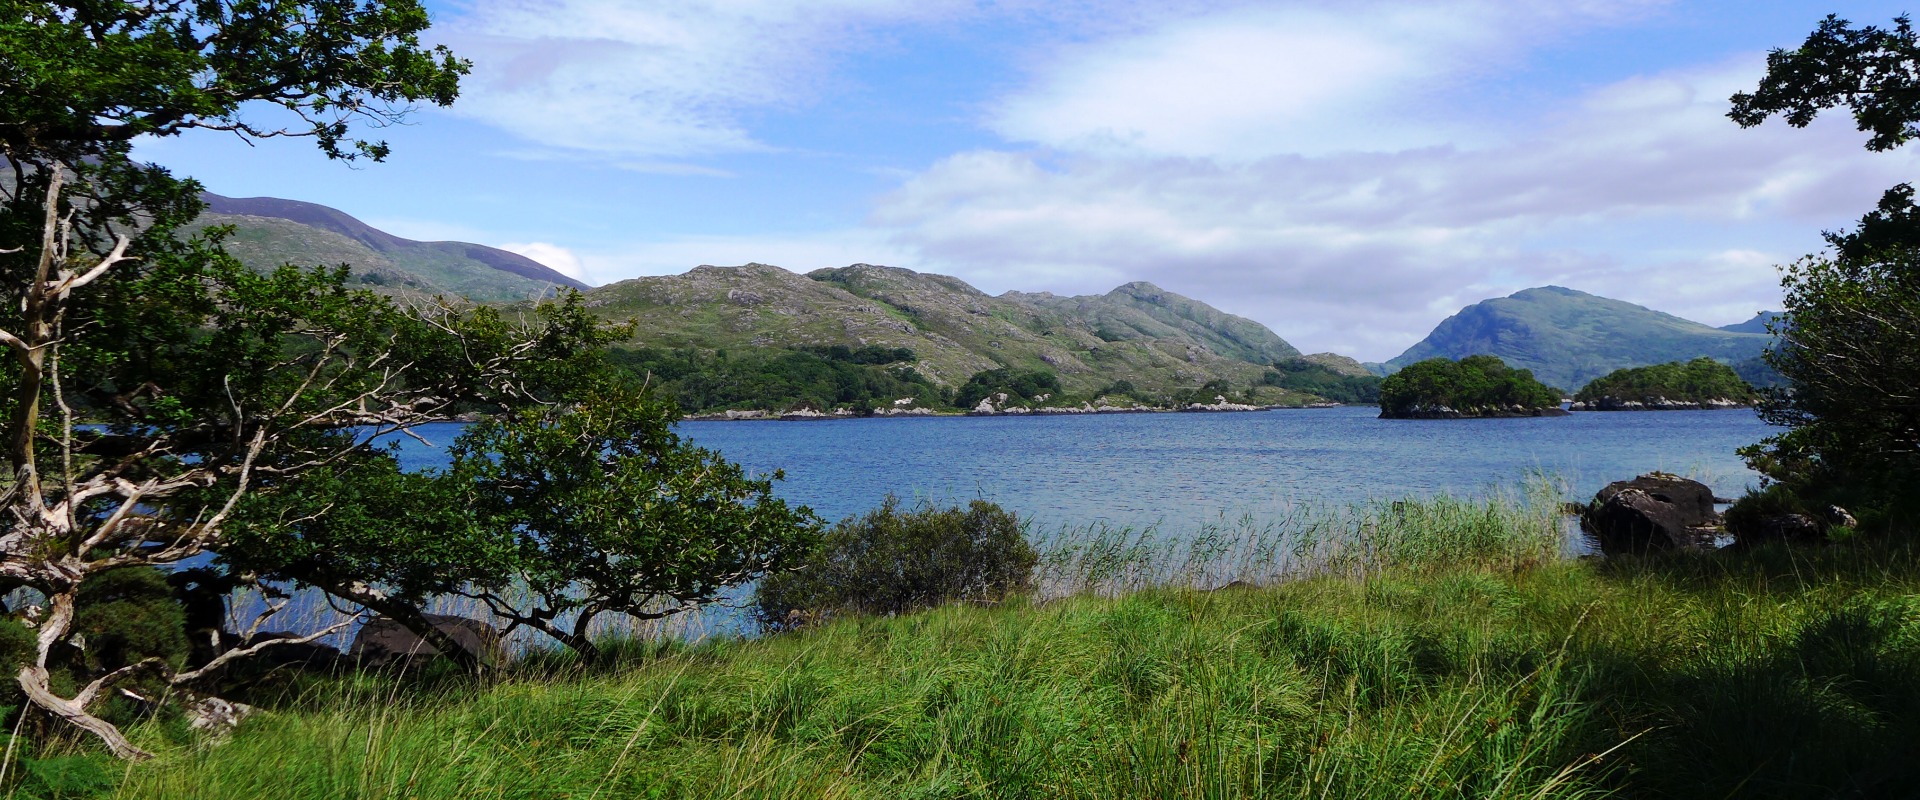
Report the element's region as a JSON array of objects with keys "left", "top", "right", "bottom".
[
  {"left": 1572, "top": 357, "right": 1757, "bottom": 407},
  {"left": 605, "top": 346, "right": 1370, "bottom": 415},
  {"left": 1377, "top": 356, "right": 1563, "bottom": 418},
  {"left": 26, "top": 492, "right": 1910, "bottom": 799}
]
